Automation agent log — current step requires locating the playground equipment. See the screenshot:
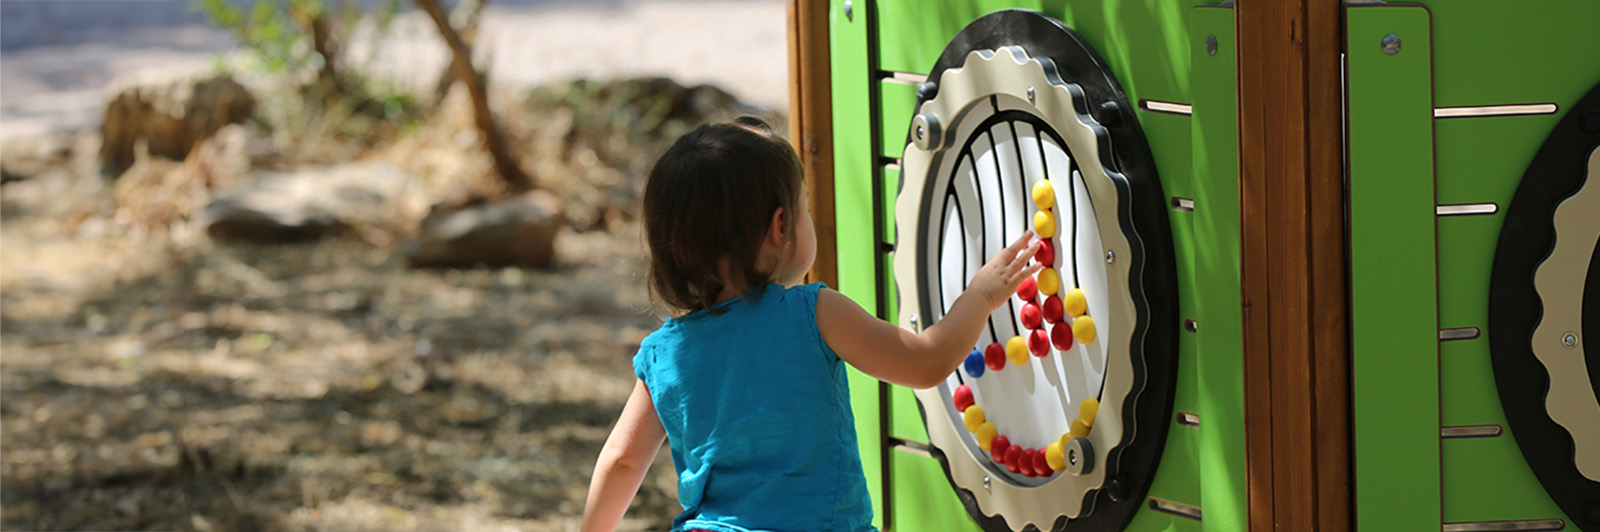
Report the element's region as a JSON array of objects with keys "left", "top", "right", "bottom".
[{"left": 791, "top": 1, "right": 1600, "bottom": 531}]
